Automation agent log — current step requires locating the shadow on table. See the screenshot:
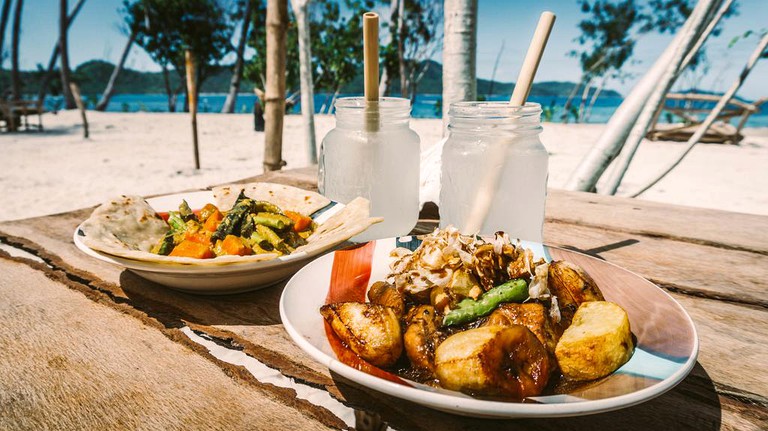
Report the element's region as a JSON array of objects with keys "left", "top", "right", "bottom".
[
  {"left": 118, "top": 270, "right": 286, "bottom": 328},
  {"left": 332, "top": 362, "right": 722, "bottom": 431}
]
